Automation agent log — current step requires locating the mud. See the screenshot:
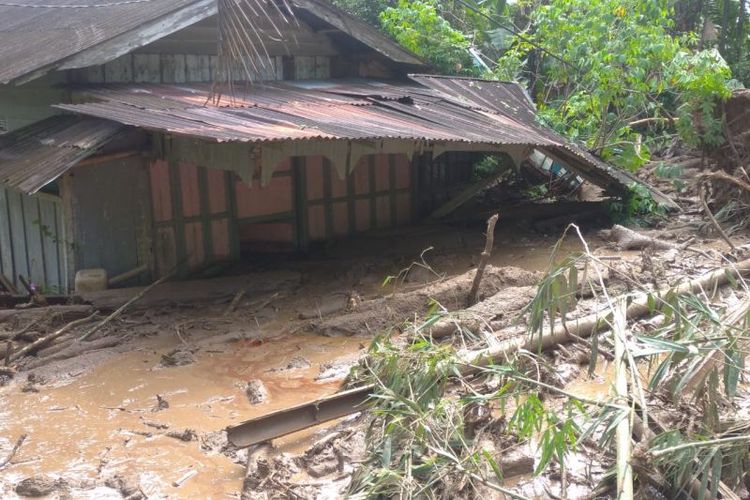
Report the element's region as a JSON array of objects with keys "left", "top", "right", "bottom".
[{"left": 3, "top": 218, "right": 717, "bottom": 499}]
